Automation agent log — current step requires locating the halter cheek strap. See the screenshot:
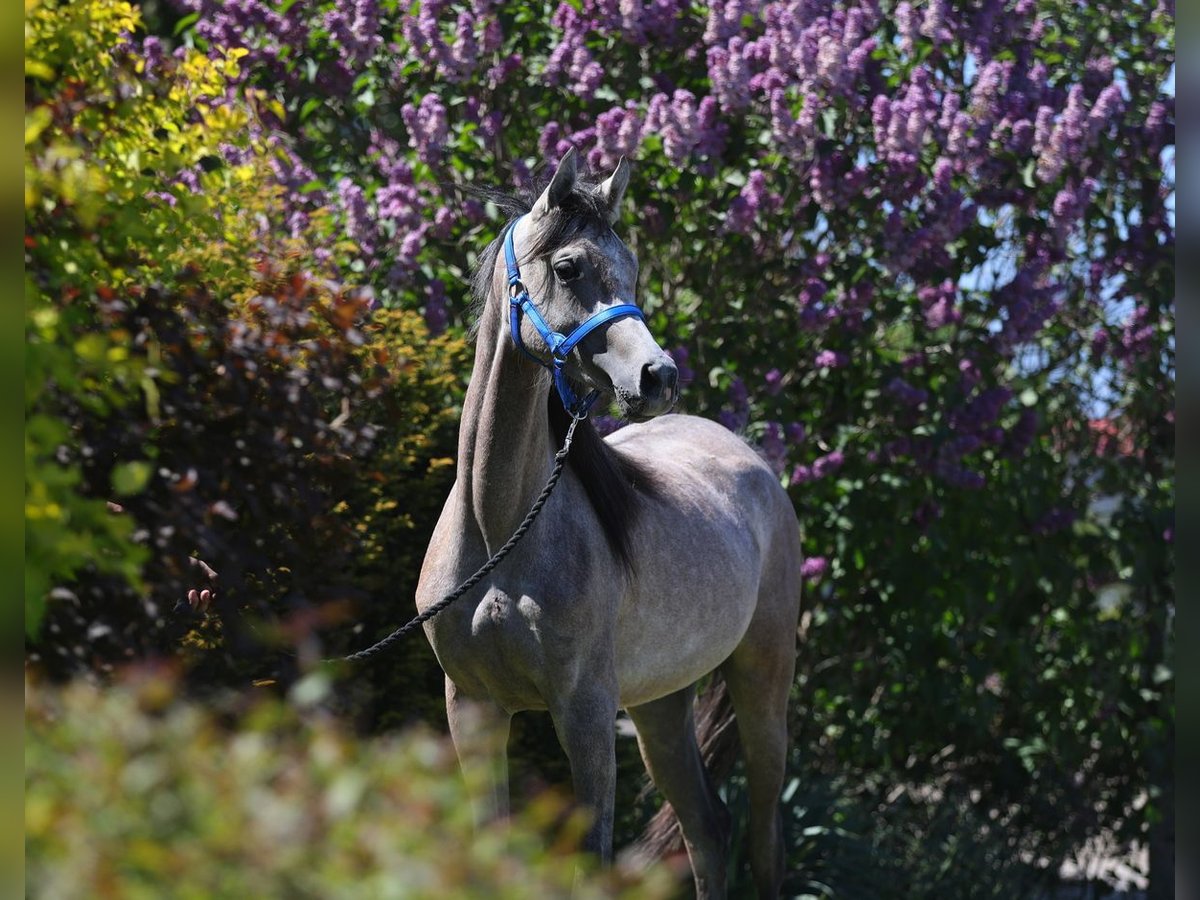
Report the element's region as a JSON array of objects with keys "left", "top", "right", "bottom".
[{"left": 503, "top": 214, "right": 646, "bottom": 418}]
